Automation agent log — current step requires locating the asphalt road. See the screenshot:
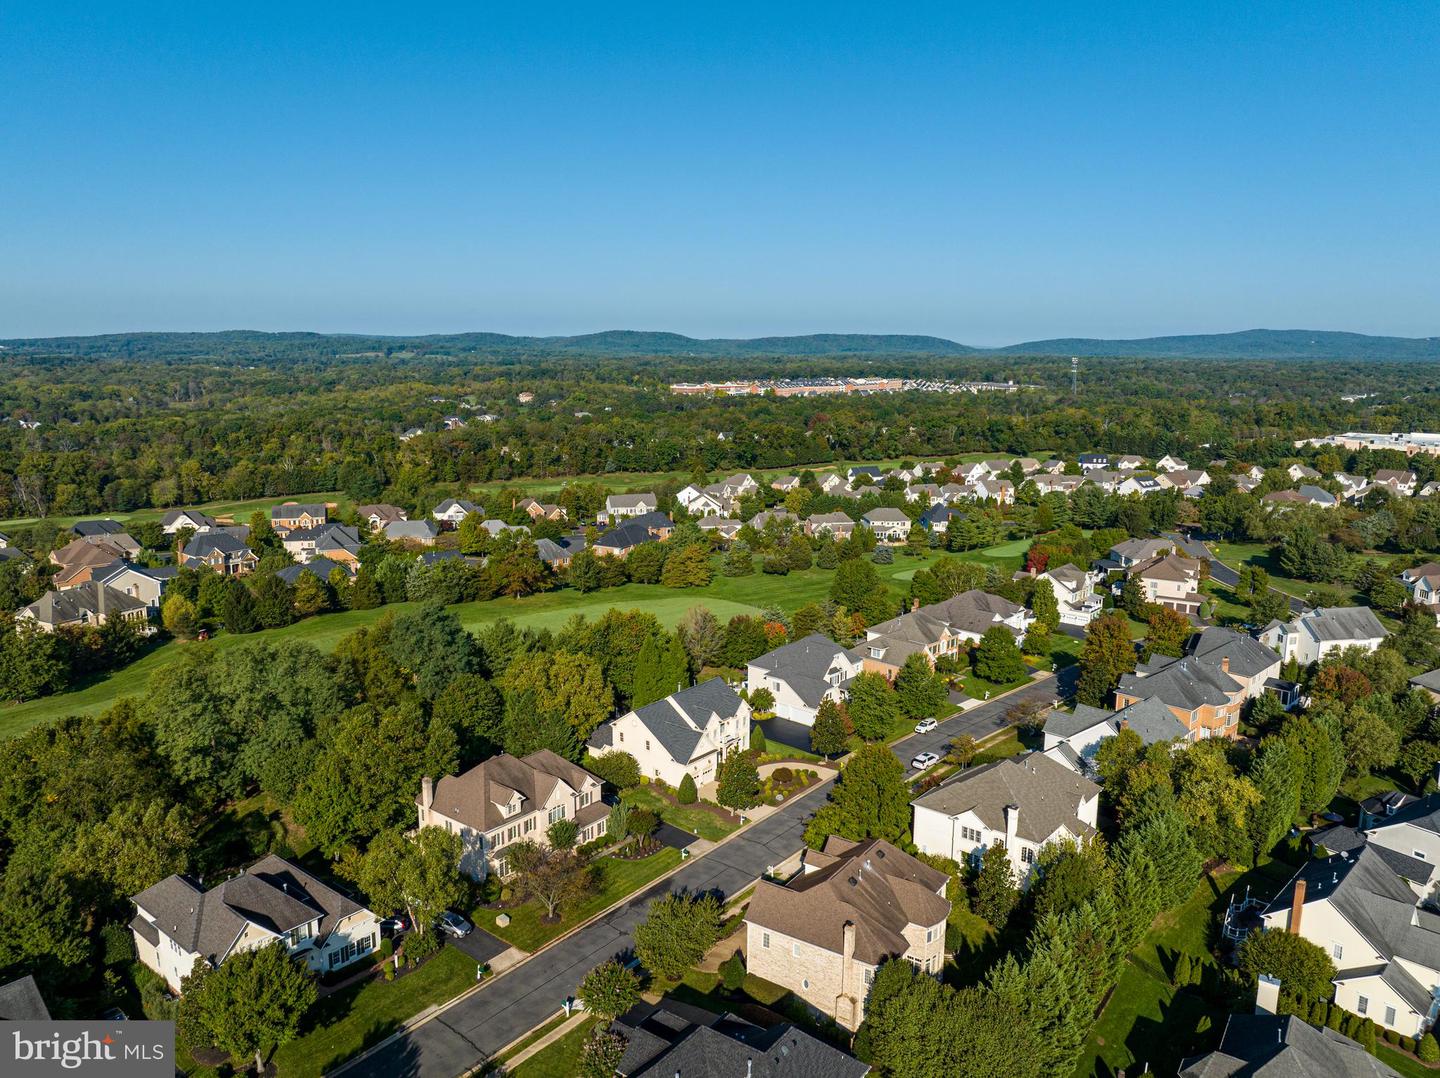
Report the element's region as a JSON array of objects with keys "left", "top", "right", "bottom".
[
  {"left": 1164, "top": 532, "right": 1306, "bottom": 614},
  {"left": 890, "top": 669, "right": 1072, "bottom": 776},
  {"left": 335, "top": 780, "right": 831, "bottom": 1078}
]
